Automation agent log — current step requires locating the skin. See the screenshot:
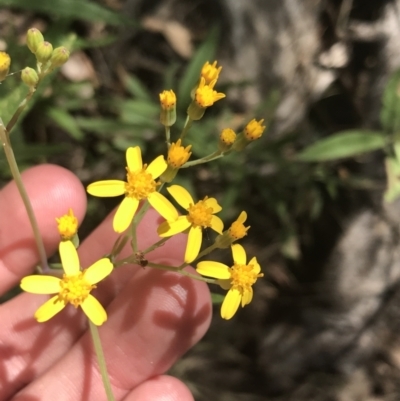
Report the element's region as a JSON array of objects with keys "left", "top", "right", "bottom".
[{"left": 0, "top": 164, "right": 212, "bottom": 401}]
